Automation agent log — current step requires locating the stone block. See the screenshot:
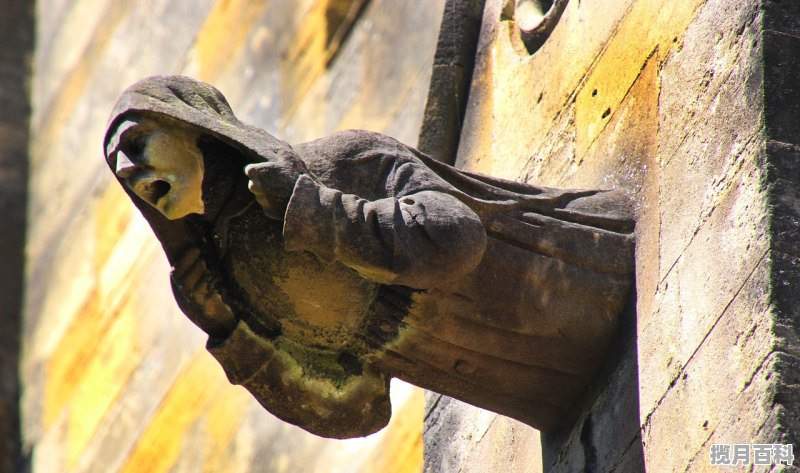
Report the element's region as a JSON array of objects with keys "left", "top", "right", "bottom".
[
  {"left": 683, "top": 350, "right": 800, "bottom": 472},
  {"left": 639, "top": 139, "right": 769, "bottom": 415},
  {"left": 424, "top": 394, "right": 542, "bottom": 473},
  {"left": 456, "top": 0, "right": 638, "bottom": 177},
  {"left": 542, "top": 301, "right": 643, "bottom": 473},
  {"left": 642, "top": 255, "right": 774, "bottom": 472},
  {"left": 575, "top": 0, "right": 704, "bottom": 155},
  {"left": 658, "top": 0, "right": 764, "bottom": 280},
  {"left": 656, "top": 0, "right": 761, "bottom": 164}
]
